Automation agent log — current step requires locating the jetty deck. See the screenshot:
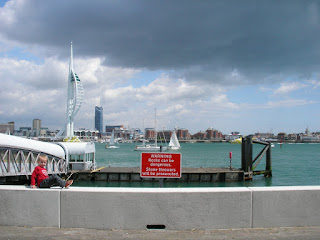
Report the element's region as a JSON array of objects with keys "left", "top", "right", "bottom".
[{"left": 72, "top": 167, "right": 245, "bottom": 182}]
